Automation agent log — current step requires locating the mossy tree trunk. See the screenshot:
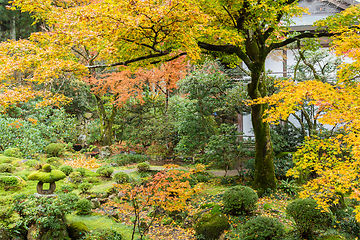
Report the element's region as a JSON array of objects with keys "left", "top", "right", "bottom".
[{"left": 95, "top": 94, "right": 117, "bottom": 146}]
